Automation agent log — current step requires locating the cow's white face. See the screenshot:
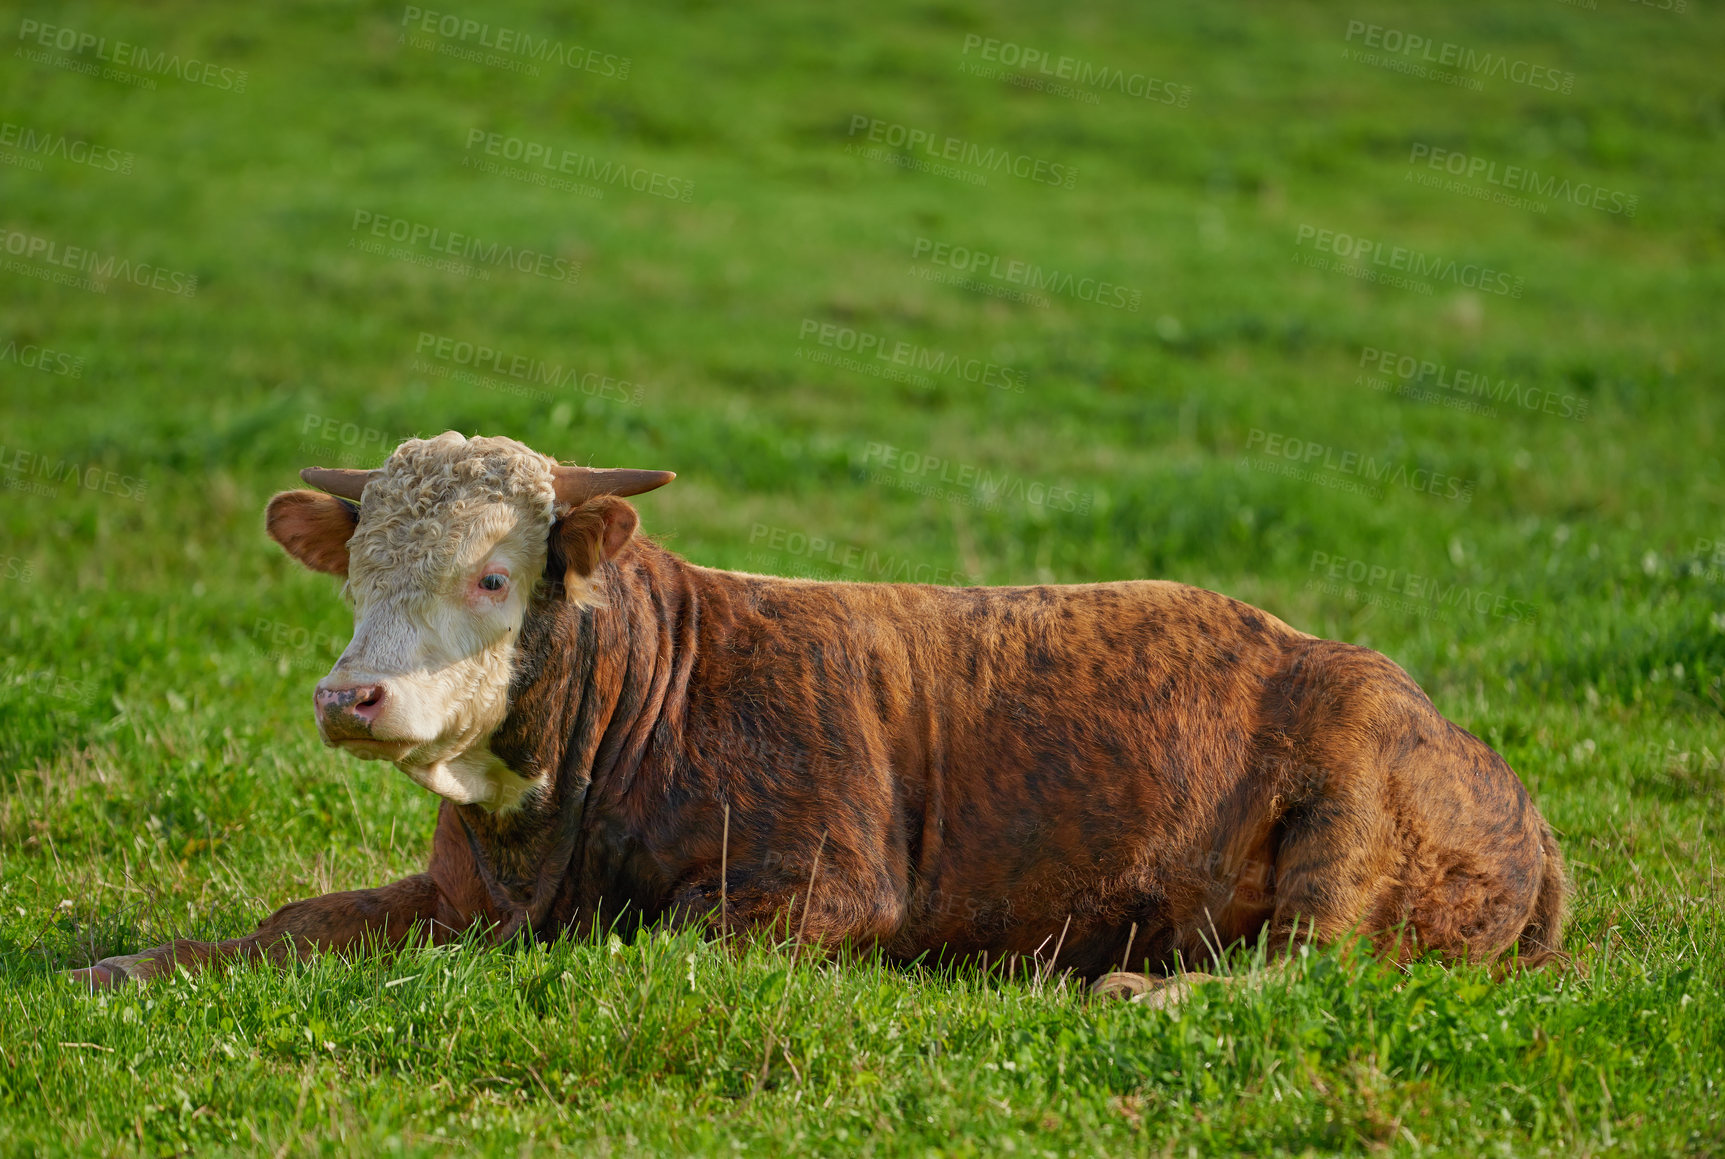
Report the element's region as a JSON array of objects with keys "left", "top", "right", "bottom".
[
  {"left": 265, "top": 432, "right": 658, "bottom": 813},
  {"left": 333, "top": 496, "right": 549, "bottom": 808},
  {"left": 317, "top": 433, "right": 555, "bottom": 809}
]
